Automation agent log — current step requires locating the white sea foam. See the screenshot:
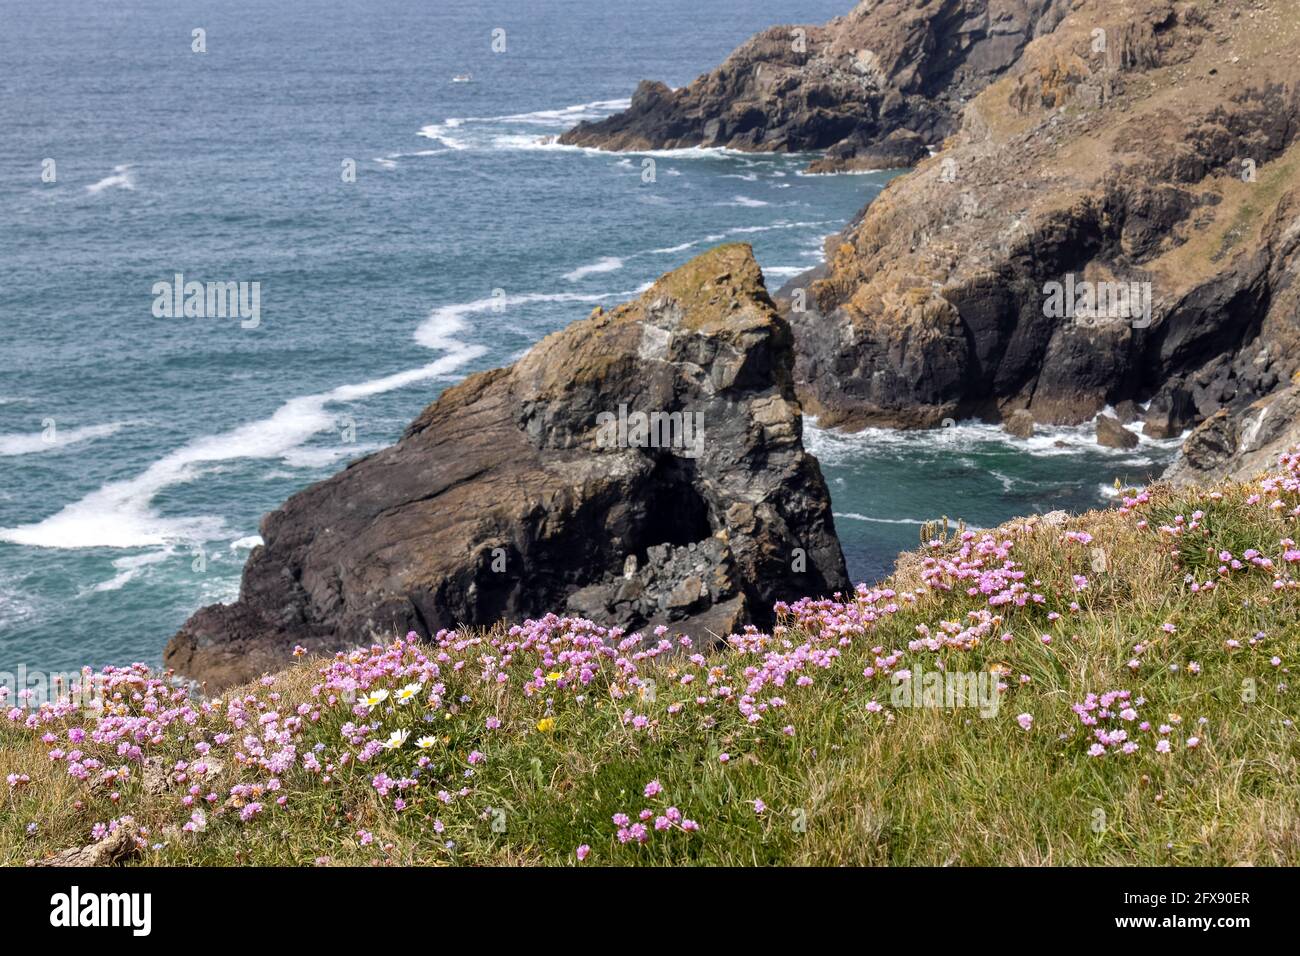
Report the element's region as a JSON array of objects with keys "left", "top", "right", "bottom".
[
  {"left": 230, "top": 535, "right": 264, "bottom": 550},
  {"left": 417, "top": 98, "right": 634, "bottom": 152},
  {"left": 833, "top": 512, "right": 928, "bottom": 525},
  {"left": 761, "top": 265, "right": 806, "bottom": 279},
  {"left": 1, "top": 316, "right": 485, "bottom": 549},
  {"left": 645, "top": 220, "right": 840, "bottom": 258},
  {"left": 416, "top": 116, "right": 800, "bottom": 160},
  {"left": 805, "top": 416, "right": 1184, "bottom": 469},
  {"left": 280, "top": 441, "right": 386, "bottom": 469},
  {"left": 0, "top": 422, "right": 127, "bottom": 457},
  {"left": 86, "top": 164, "right": 136, "bottom": 193},
  {"left": 725, "top": 195, "right": 769, "bottom": 207},
  {"left": 563, "top": 256, "right": 625, "bottom": 282},
  {"left": 416, "top": 287, "right": 645, "bottom": 348},
  {"left": 0, "top": 576, "right": 39, "bottom": 629},
  {"left": 91, "top": 549, "right": 174, "bottom": 592}
]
